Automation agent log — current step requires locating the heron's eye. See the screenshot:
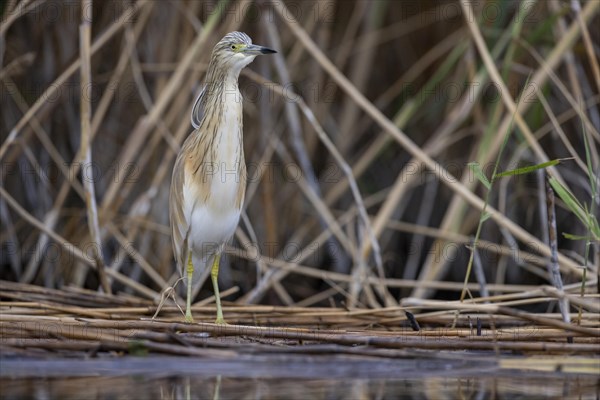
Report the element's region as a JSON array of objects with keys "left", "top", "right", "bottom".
[{"left": 231, "top": 45, "right": 235, "bottom": 49}]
